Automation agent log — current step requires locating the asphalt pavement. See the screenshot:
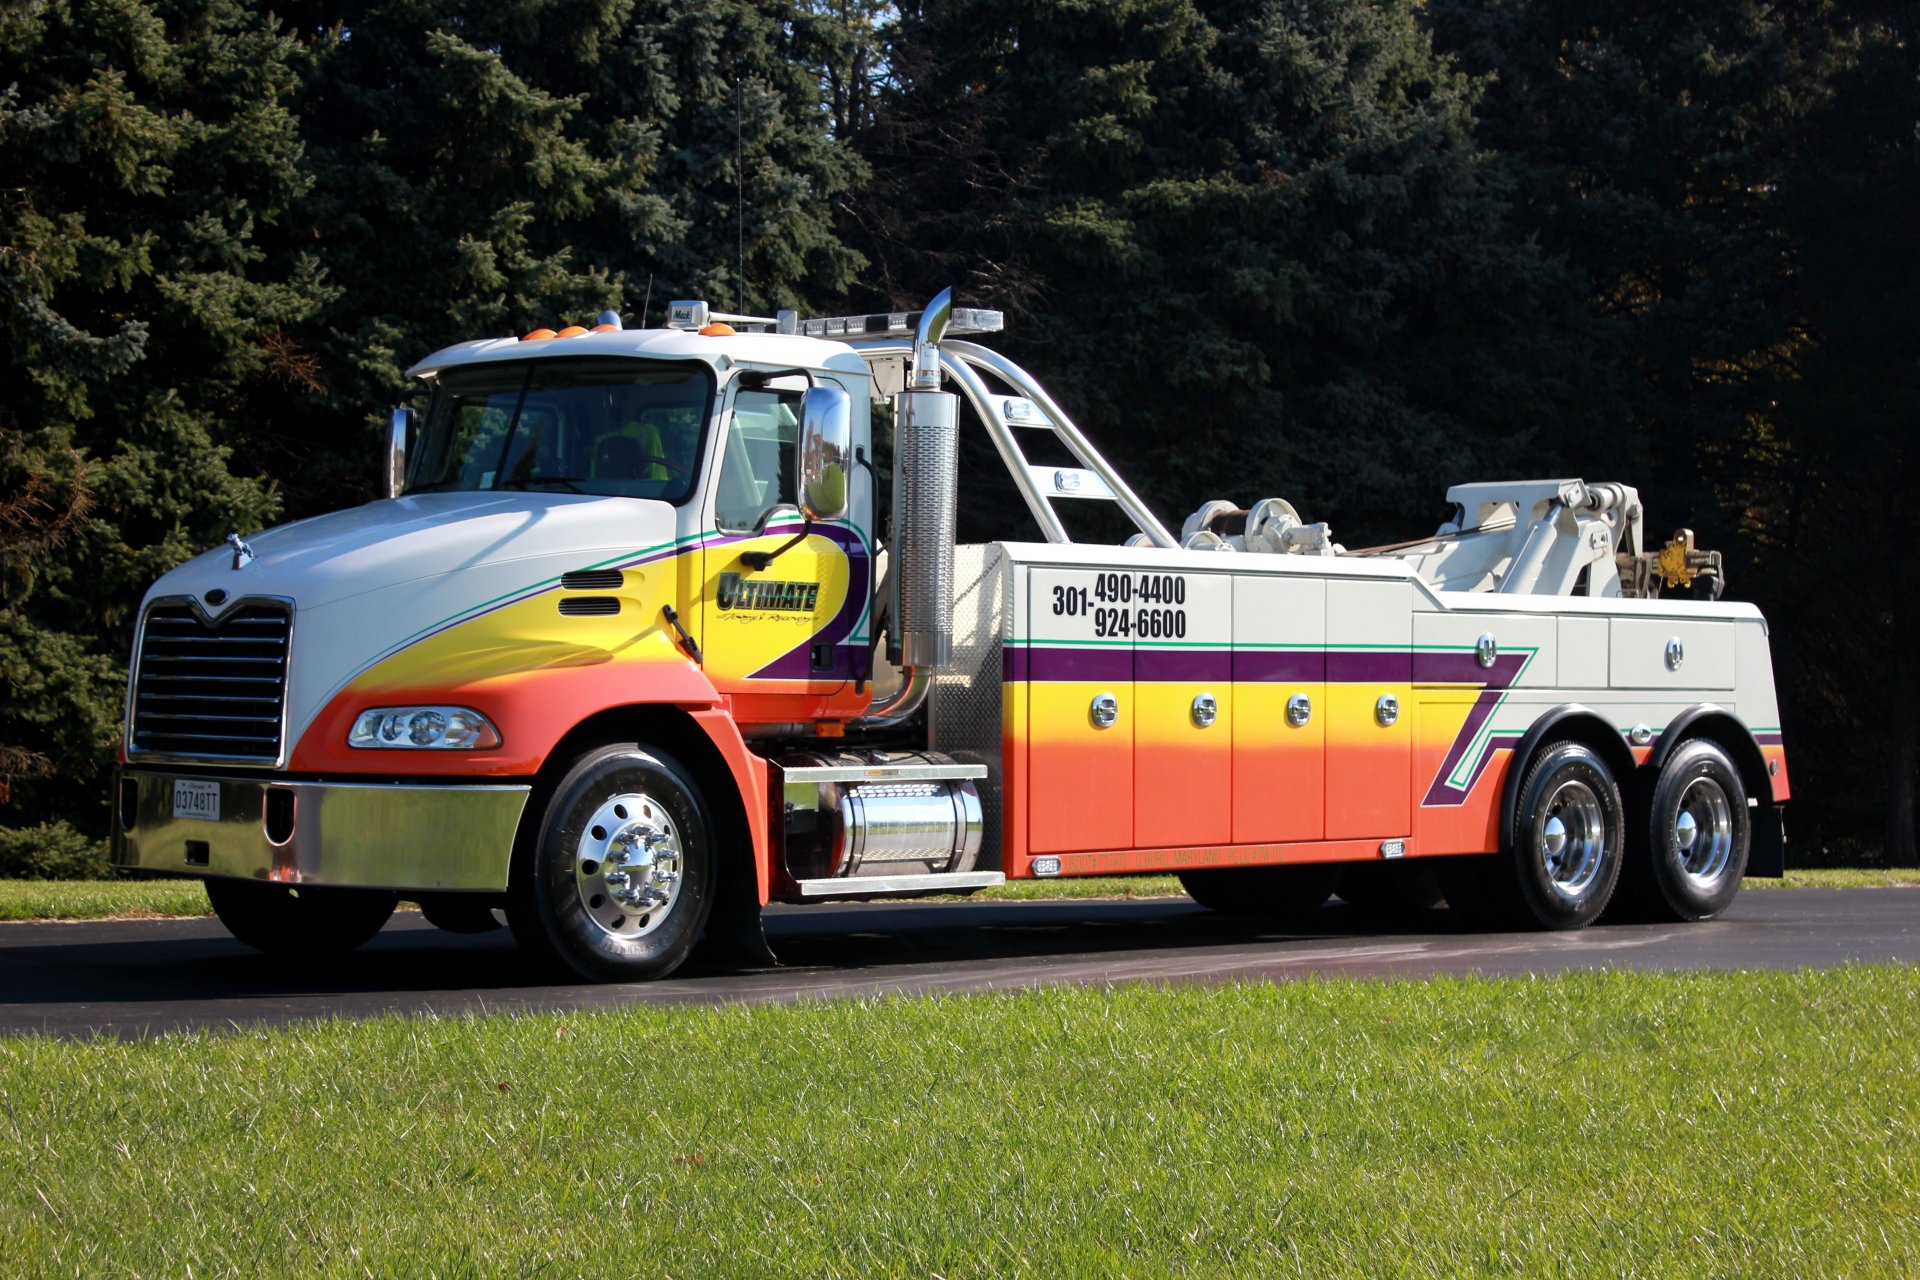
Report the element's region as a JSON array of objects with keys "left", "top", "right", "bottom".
[{"left": 3, "top": 887, "right": 1916, "bottom": 1040}]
